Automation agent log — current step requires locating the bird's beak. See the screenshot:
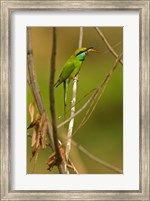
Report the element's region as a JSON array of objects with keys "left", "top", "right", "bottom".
[{"left": 87, "top": 48, "right": 99, "bottom": 53}]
